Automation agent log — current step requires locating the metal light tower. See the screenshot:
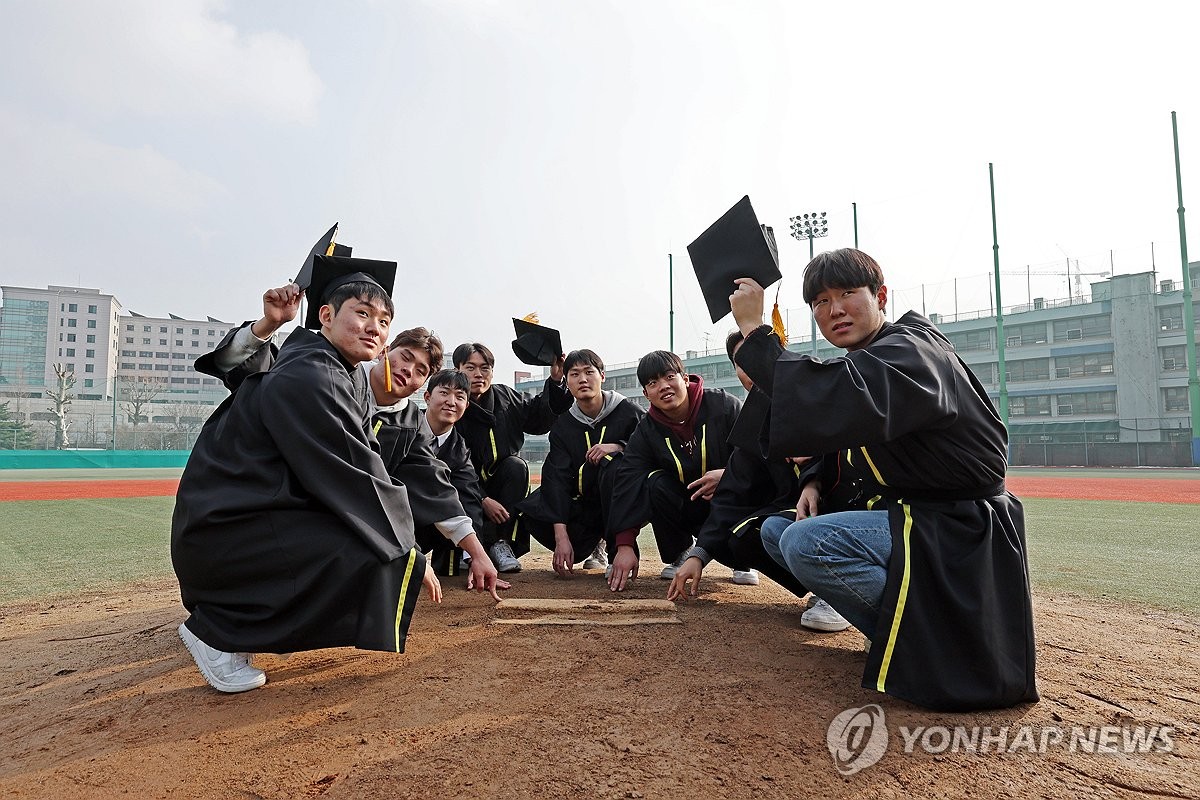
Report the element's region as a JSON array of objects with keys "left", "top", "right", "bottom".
[{"left": 790, "top": 211, "right": 829, "bottom": 354}]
